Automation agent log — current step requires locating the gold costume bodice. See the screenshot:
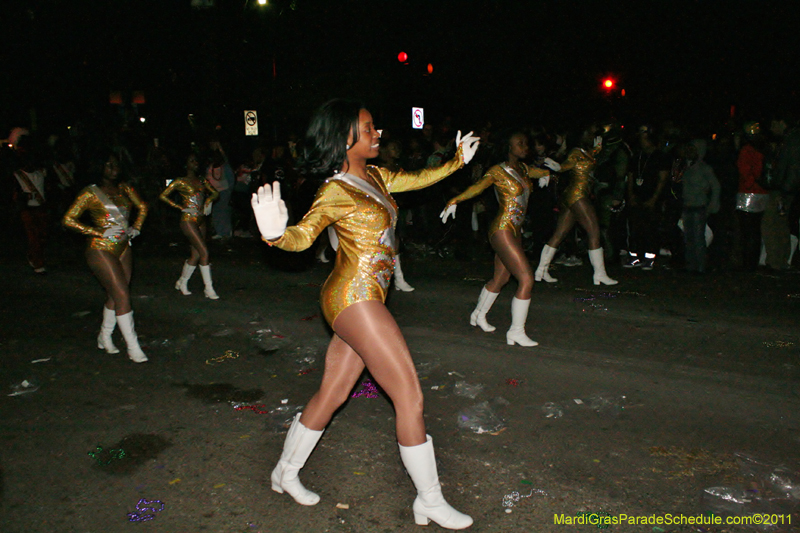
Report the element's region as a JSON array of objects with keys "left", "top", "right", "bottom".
[
  {"left": 448, "top": 162, "right": 548, "bottom": 238},
  {"left": 272, "top": 147, "right": 464, "bottom": 325},
  {"left": 159, "top": 177, "right": 219, "bottom": 223},
  {"left": 560, "top": 147, "right": 599, "bottom": 208},
  {"left": 62, "top": 183, "right": 148, "bottom": 257}
]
